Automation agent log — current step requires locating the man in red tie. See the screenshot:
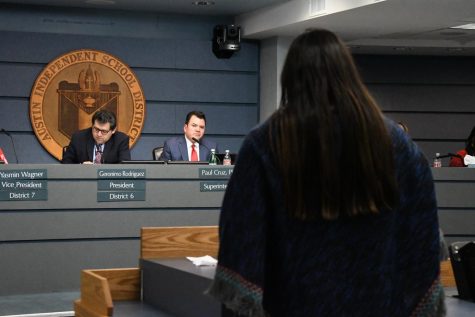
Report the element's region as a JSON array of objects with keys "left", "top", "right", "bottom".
[{"left": 159, "top": 111, "right": 219, "bottom": 161}]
